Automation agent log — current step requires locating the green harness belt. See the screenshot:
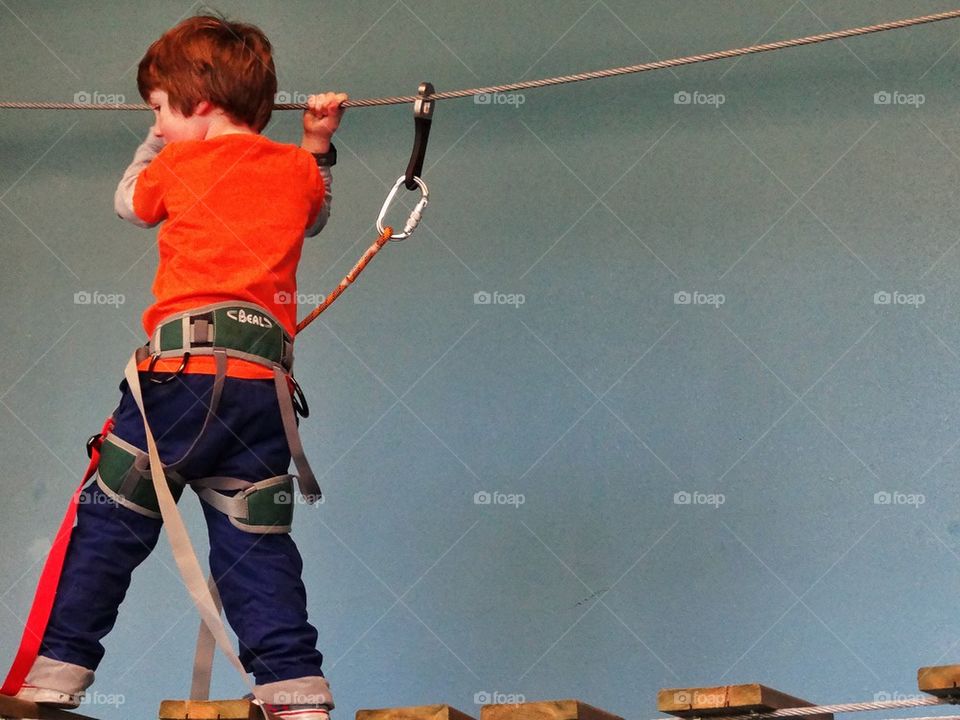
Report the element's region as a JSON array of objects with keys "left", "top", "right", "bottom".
[{"left": 96, "top": 301, "right": 321, "bottom": 534}]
